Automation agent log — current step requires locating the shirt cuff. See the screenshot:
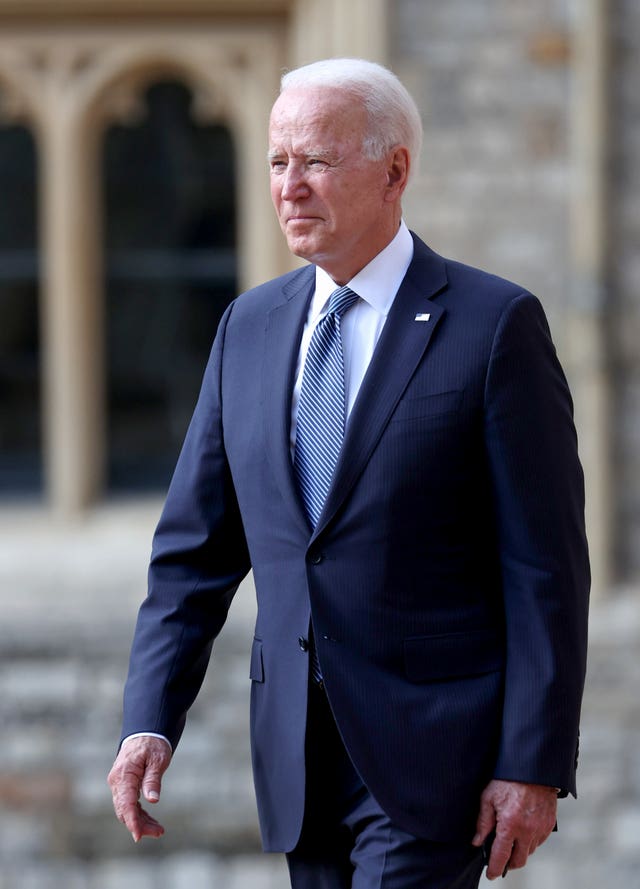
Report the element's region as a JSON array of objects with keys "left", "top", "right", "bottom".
[{"left": 121, "top": 732, "right": 173, "bottom": 753}]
